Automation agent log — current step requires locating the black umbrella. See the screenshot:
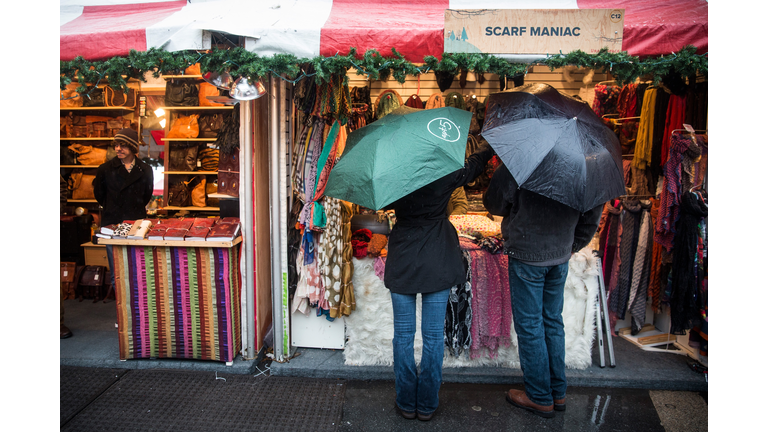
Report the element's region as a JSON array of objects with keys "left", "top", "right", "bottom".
[{"left": 481, "top": 83, "right": 626, "bottom": 212}]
